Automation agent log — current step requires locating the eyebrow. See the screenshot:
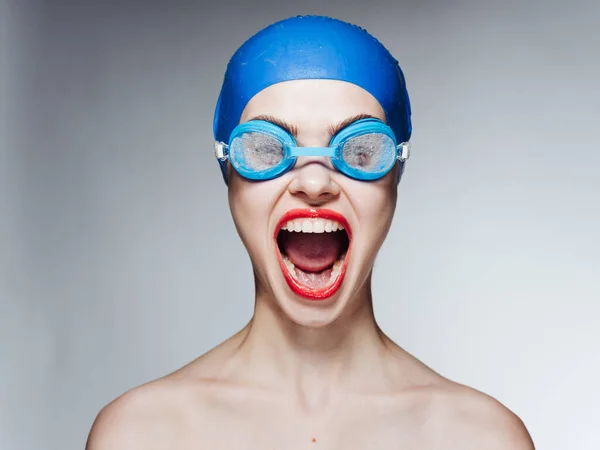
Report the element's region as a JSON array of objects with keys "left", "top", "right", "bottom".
[
  {"left": 249, "top": 114, "right": 299, "bottom": 137},
  {"left": 328, "top": 113, "right": 380, "bottom": 136},
  {"left": 248, "top": 113, "right": 381, "bottom": 138}
]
